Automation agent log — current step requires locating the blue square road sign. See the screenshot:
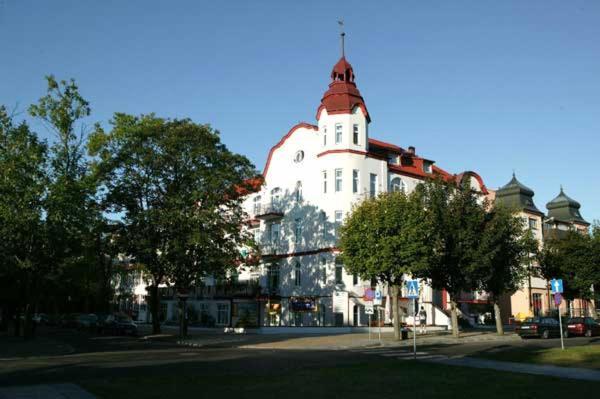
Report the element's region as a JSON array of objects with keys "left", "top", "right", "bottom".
[{"left": 550, "top": 279, "right": 563, "bottom": 294}]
